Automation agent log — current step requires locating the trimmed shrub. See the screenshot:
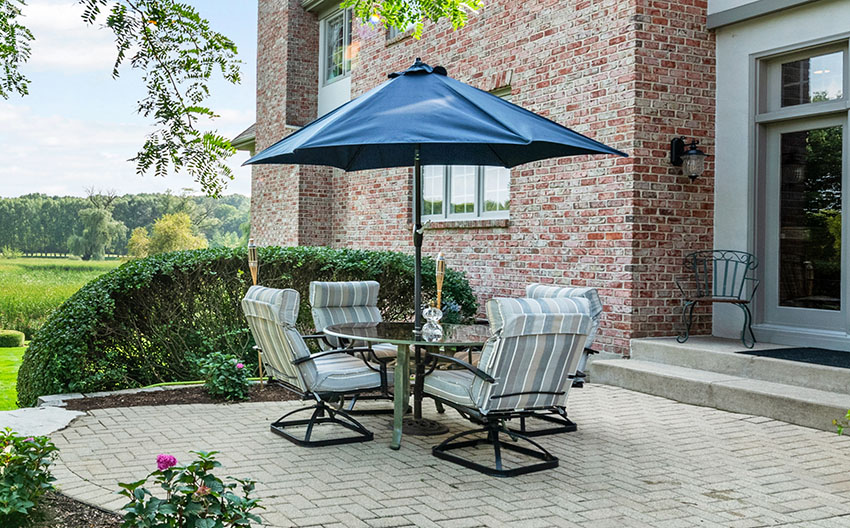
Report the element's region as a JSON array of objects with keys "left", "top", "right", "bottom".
[
  {"left": 17, "top": 246, "right": 477, "bottom": 406},
  {"left": 0, "top": 330, "right": 24, "bottom": 348}
]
